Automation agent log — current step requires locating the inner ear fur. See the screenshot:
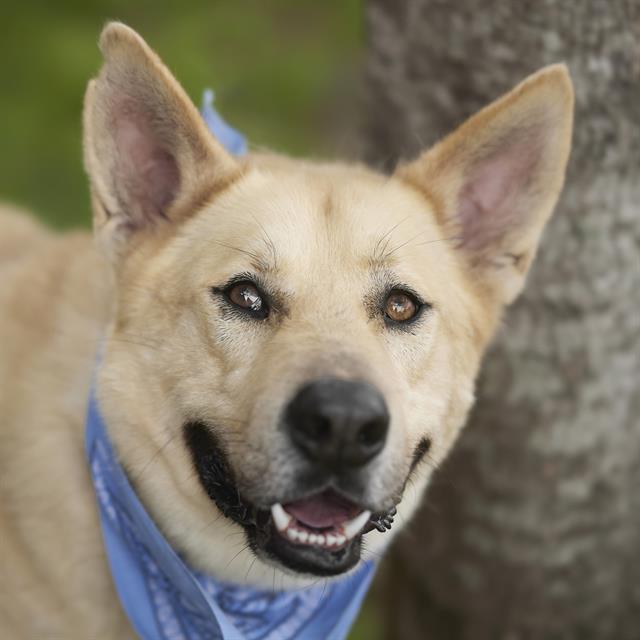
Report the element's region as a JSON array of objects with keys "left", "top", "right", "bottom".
[
  {"left": 398, "top": 64, "right": 574, "bottom": 305},
  {"left": 83, "top": 22, "right": 240, "bottom": 259}
]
